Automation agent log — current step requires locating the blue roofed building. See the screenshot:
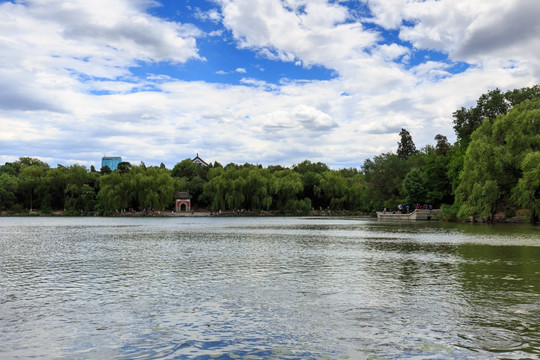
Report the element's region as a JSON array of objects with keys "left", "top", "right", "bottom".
[{"left": 101, "top": 156, "right": 122, "bottom": 171}]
